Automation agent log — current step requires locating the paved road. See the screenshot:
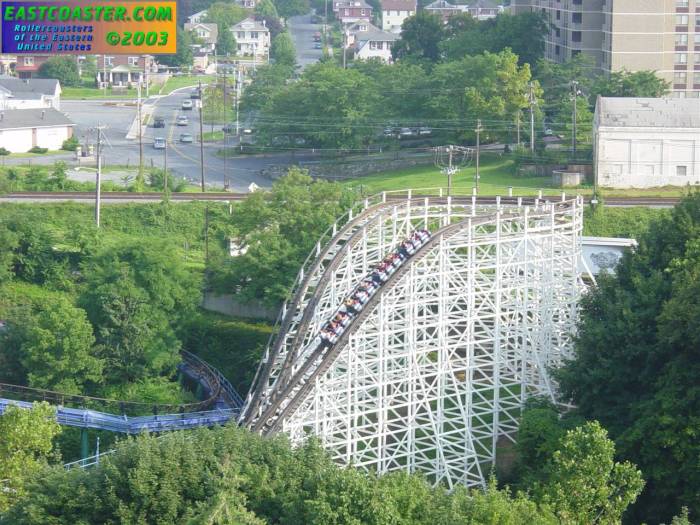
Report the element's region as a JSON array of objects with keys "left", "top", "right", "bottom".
[
  {"left": 6, "top": 88, "right": 324, "bottom": 192},
  {"left": 288, "top": 14, "right": 324, "bottom": 69}
]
